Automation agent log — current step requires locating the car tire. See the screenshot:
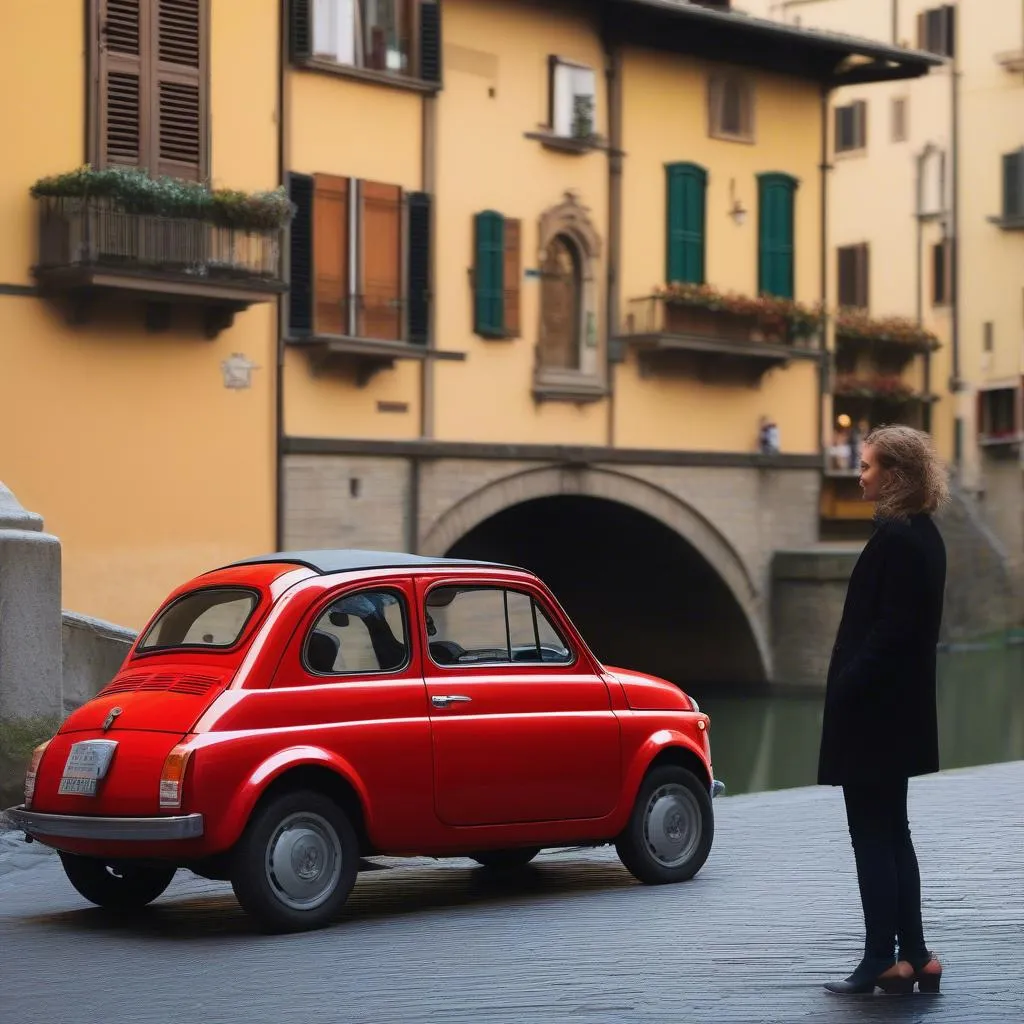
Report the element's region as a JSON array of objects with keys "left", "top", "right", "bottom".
[
  {"left": 615, "top": 765, "right": 713, "bottom": 885},
  {"left": 470, "top": 847, "right": 541, "bottom": 871},
  {"left": 59, "top": 853, "right": 177, "bottom": 911},
  {"left": 230, "top": 789, "right": 359, "bottom": 934}
]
